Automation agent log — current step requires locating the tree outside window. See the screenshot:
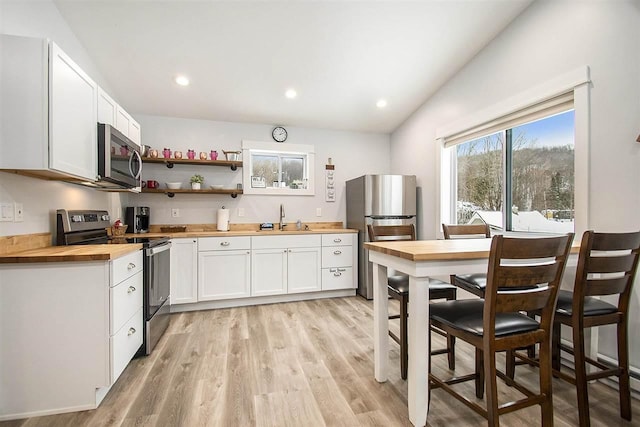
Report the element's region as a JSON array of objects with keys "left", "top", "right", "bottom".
[{"left": 455, "top": 110, "right": 574, "bottom": 233}]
